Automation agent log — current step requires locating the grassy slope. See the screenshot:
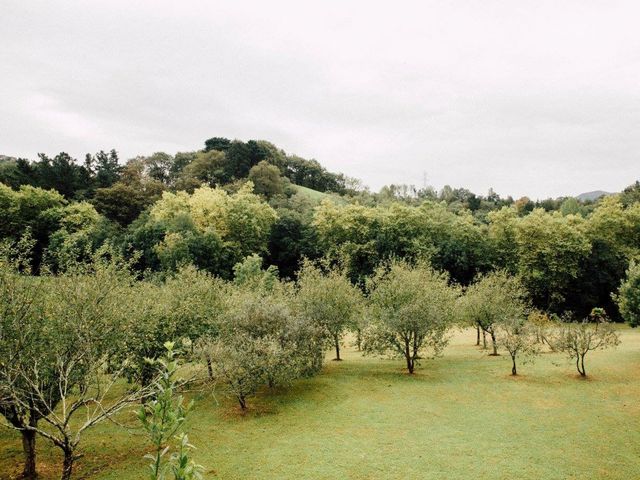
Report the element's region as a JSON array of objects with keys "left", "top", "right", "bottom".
[
  {"left": 2, "top": 328, "right": 640, "bottom": 480},
  {"left": 291, "top": 184, "right": 330, "bottom": 201}
]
